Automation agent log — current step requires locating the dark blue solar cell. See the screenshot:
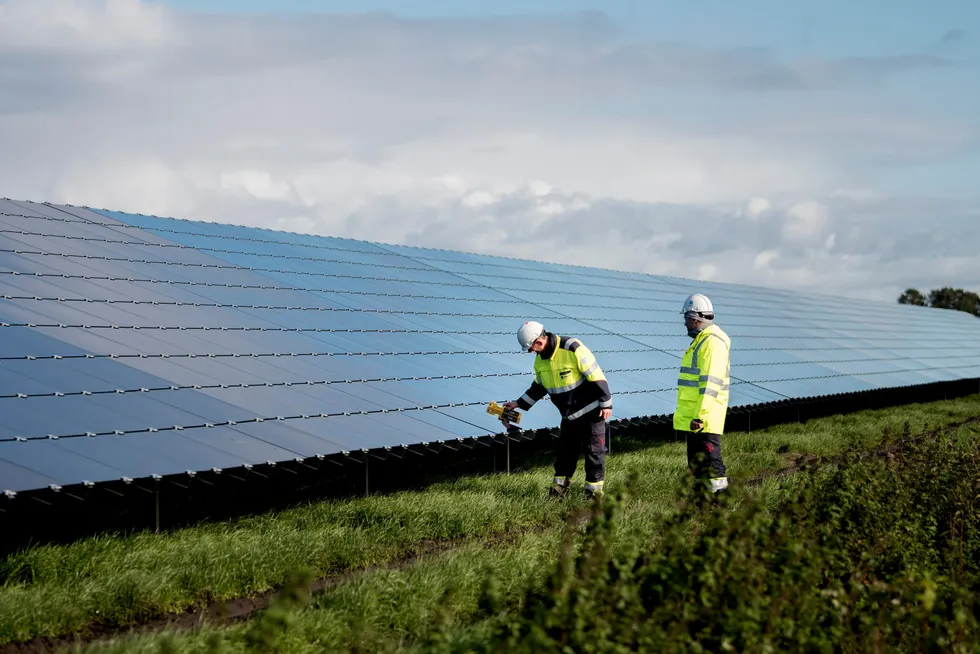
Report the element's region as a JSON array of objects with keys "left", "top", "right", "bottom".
[
  {"left": 315, "top": 415, "right": 432, "bottom": 450},
  {"left": 340, "top": 412, "right": 443, "bottom": 447},
  {"left": 1, "top": 359, "right": 140, "bottom": 396},
  {"left": 2, "top": 394, "right": 160, "bottom": 439},
  {"left": 221, "top": 420, "right": 345, "bottom": 458},
  {"left": 387, "top": 377, "right": 487, "bottom": 406},
  {"left": 52, "top": 432, "right": 191, "bottom": 476},
  {"left": 0, "top": 439, "right": 126, "bottom": 486},
  {"left": 395, "top": 407, "right": 499, "bottom": 438},
  {"left": 176, "top": 424, "right": 302, "bottom": 465},
  {"left": 0, "top": 367, "right": 66, "bottom": 397},
  {"left": 0, "top": 199, "right": 49, "bottom": 218},
  {"left": 0, "top": 456, "right": 61, "bottom": 493},
  {"left": 732, "top": 384, "right": 788, "bottom": 405},
  {"left": 610, "top": 371, "right": 660, "bottom": 393},
  {"left": 0, "top": 319, "right": 89, "bottom": 360},
  {"left": 4, "top": 201, "right": 103, "bottom": 226}
]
